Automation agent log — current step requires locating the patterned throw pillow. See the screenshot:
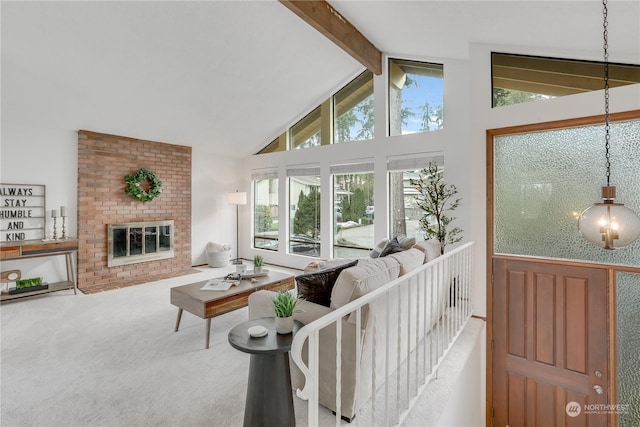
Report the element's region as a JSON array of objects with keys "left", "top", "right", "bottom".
[
  {"left": 295, "top": 260, "right": 359, "bottom": 307},
  {"left": 371, "top": 235, "right": 415, "bottom": 258},
  {"left": 370, "top": 238, "right": 389, "bottom": 258},
  {"left": 378, "top": 237, "right": 405, "bottom": 257}
]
